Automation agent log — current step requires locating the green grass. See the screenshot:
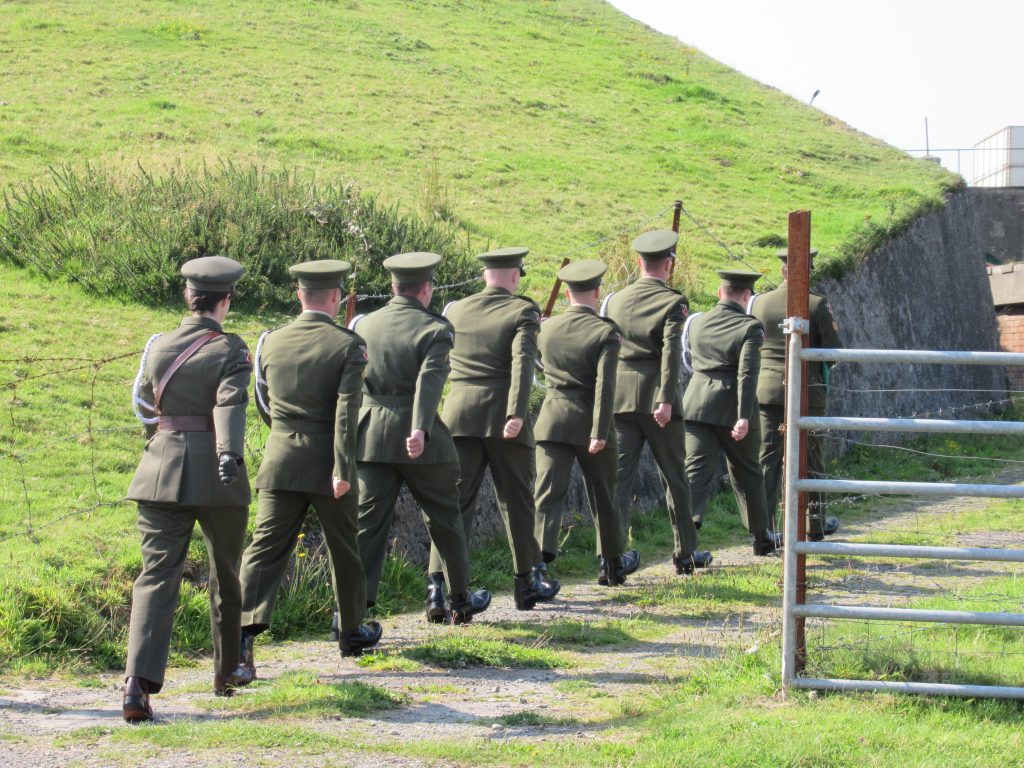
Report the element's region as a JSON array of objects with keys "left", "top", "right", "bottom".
[
  {"left": 487, "top": 711, "right": 580, "bottom": 728},
  {"left": 0, "top": 0, "right": 956, "bottom": 298},
  {"left": 387, "top": 644, "right": 1024, "bottom": 767},
  {"left": 193, "top": 670, "right": 407, "bottom": 718},
  {"left": 403, "top": 635, "right": 571, "bottom": 670},
  {"left": 62, "top": 720, "right": 346, "bottom": 752},
  {"left": 355, "top": 652, "right": 424, "bottom": 673},
  {"left": 614, "top": 563, "right": 780, "bottom": 616}
]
